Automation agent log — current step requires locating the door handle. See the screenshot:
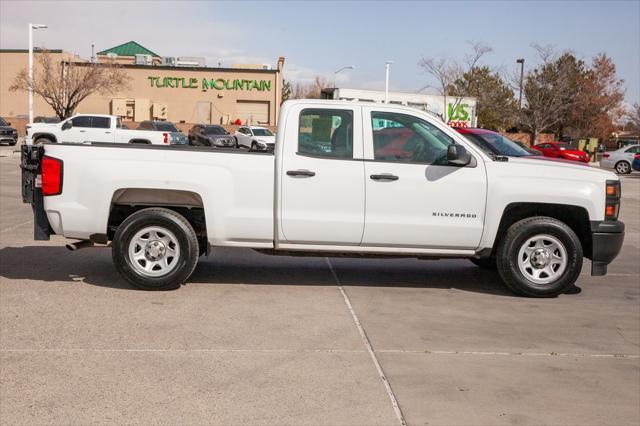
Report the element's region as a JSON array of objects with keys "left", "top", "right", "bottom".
[
  {"left": 287, "top": 169, "right": 316, "bottom": 177},
  {"left": 105, "top": 131, "right": 111, "bottom": 134},
  {"left": 370, "top": 173, "right": 399, "bottom": 181},
  {"left": 79, "top": 130, "right": 86, "bottom": 133}
]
